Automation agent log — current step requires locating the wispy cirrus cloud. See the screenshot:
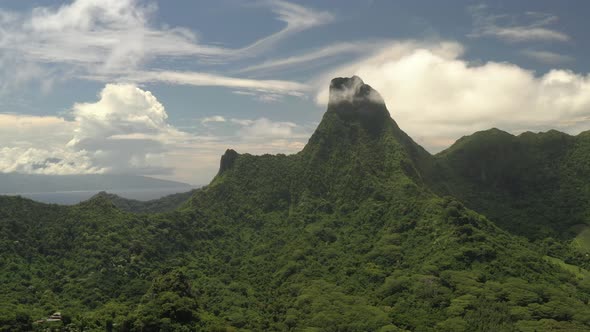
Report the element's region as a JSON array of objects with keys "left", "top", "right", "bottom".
[
  {"left": 238, "top": 40, "right": 388, "bottom": 74},
  {"left": 114, "top": 70, "right": 308, "bottom": 97},
  {"left": 1, "top": 0, "right": 227, "bottom": 71},
  {"left": 237, "top": 0, "right": 334, "bottom": 56},
  {"left": 0, "top": 0, "right": 332, "bottom": 98},
  {"left": 468, "top": 5, "right": 570, "bottom": 43},
  {"left": 521, "top": 50, "right": 573, "bottom": 64}
]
